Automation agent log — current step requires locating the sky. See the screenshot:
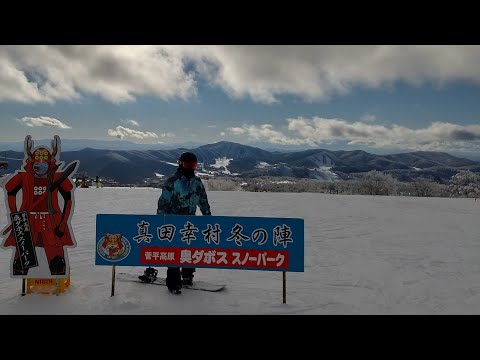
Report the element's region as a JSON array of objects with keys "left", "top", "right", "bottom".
[
  {"left": 1, "top": 45, "right": 480, "bottom": 157},
  {"left": 0, "top": 187, "right": 479, "bottom": 314}
]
